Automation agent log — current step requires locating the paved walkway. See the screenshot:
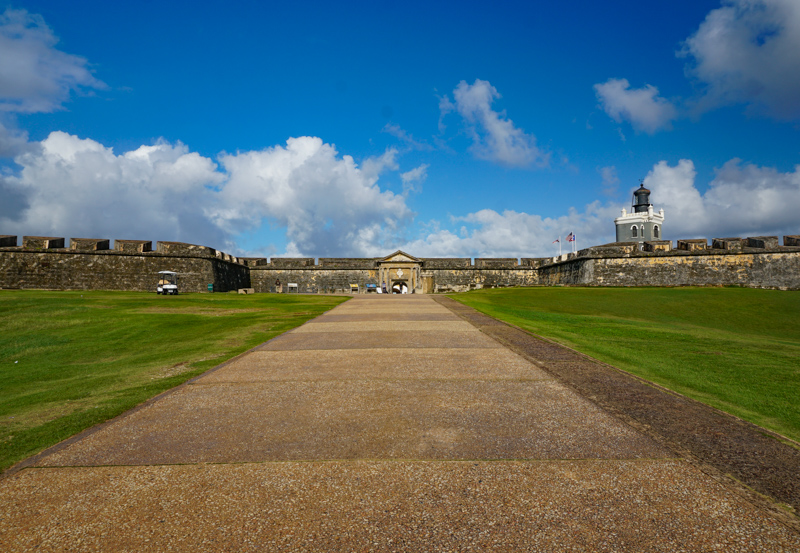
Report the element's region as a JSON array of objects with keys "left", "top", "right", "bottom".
[{"left": 2, "top": 296, "right": 798, "bottom": 551}]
